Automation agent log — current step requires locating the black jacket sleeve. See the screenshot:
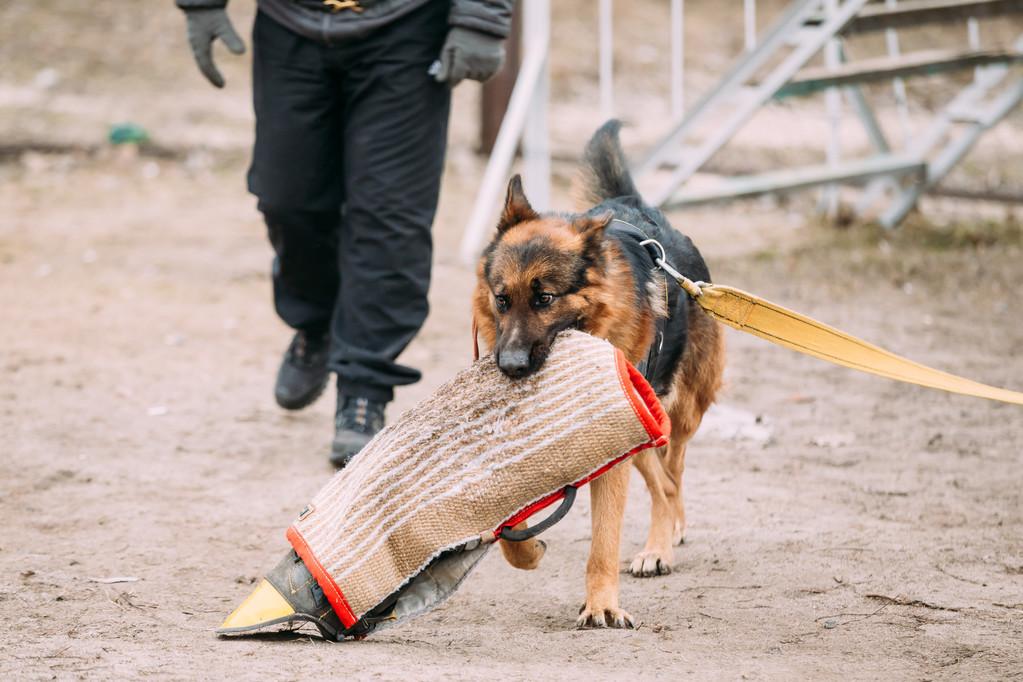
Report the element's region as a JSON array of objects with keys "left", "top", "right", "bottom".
[{"left": 449, "top": 0, "right": 515, "bottom": 38}]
